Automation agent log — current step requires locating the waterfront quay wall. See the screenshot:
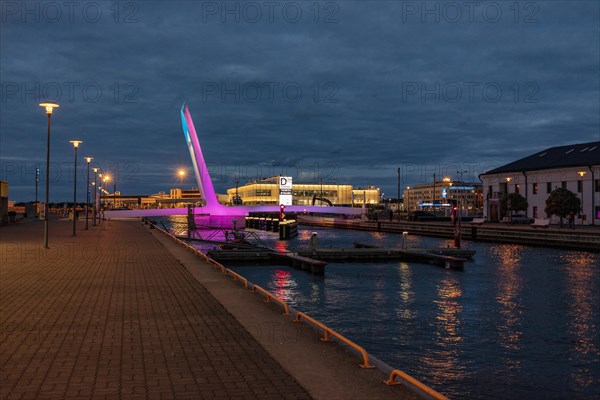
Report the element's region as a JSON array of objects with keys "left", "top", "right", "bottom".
[{"left": 298, "top": 216, "right": 600, "bottom": 252}]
